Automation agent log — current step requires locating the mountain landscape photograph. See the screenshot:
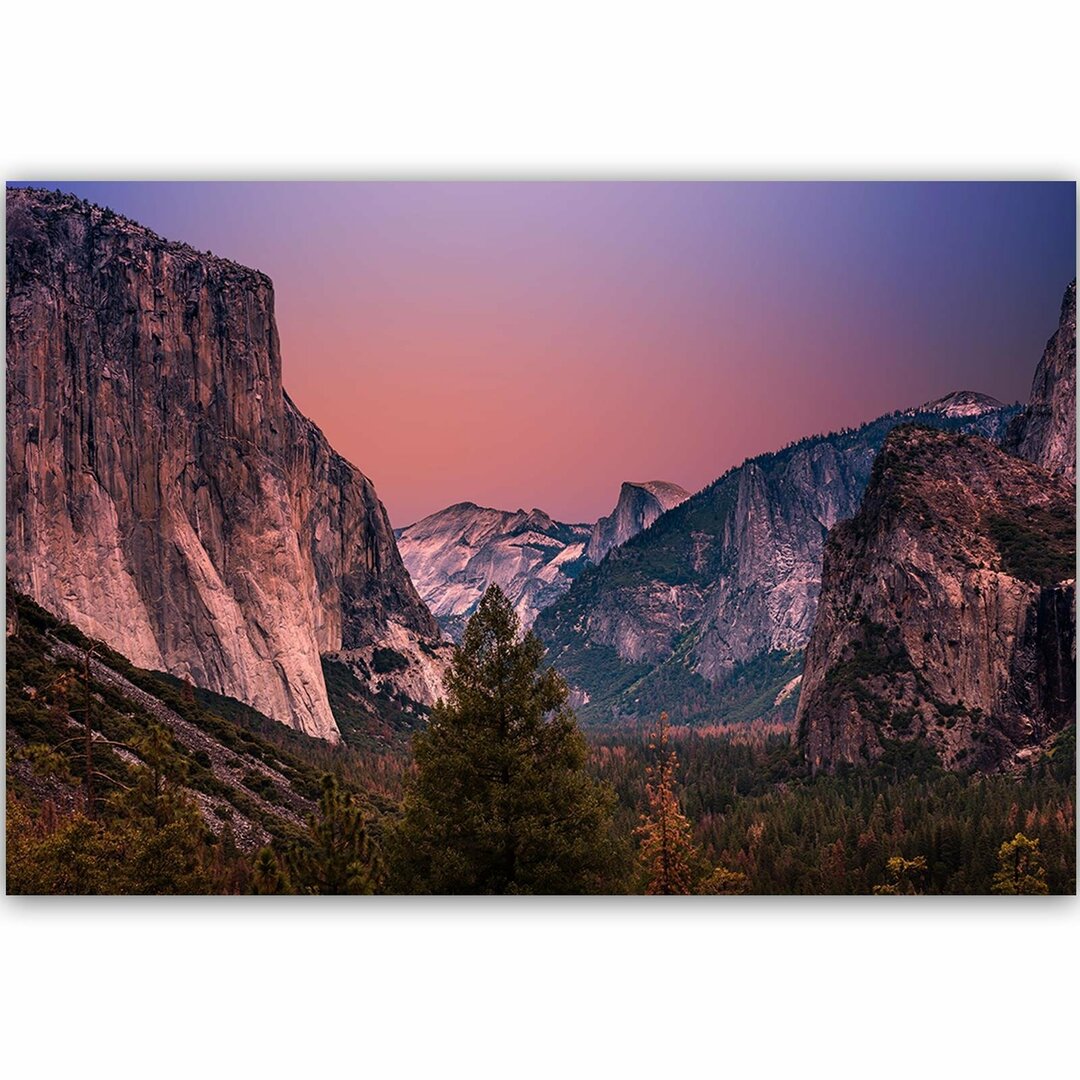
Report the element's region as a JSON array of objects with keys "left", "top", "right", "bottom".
[{"left": 5, "top": 180, "right": 1076, "bottom": 895}]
